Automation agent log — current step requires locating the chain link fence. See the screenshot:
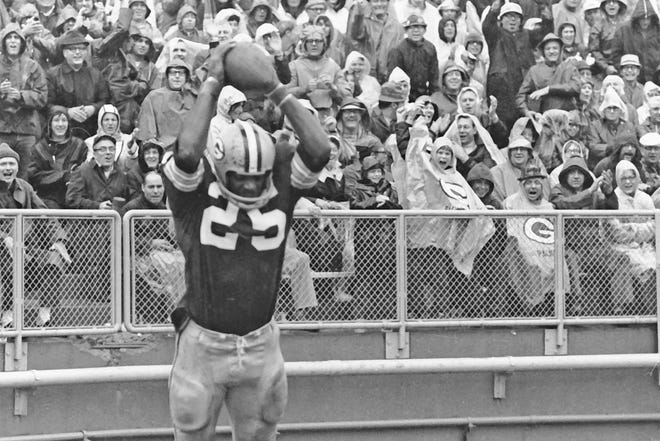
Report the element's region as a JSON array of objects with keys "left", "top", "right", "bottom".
[
  {"left": 0, "top": 209, "right": 643, "bottom": 336},
  {"left": 0, "top": 211, "right": 121, "bottom": 337}
]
